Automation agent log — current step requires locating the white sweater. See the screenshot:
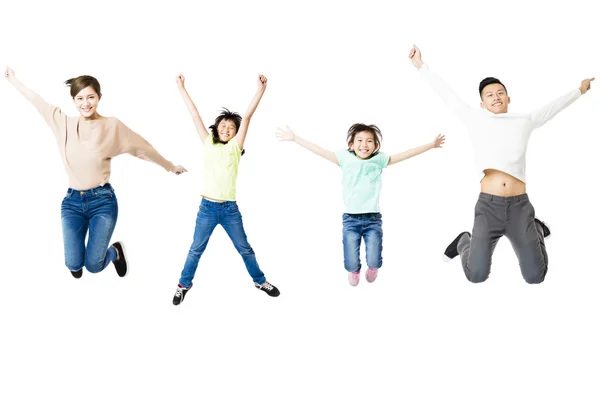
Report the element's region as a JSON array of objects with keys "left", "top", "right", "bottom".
[{"left": 419, "top": 64, "right": 581, "bottom": 183}]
